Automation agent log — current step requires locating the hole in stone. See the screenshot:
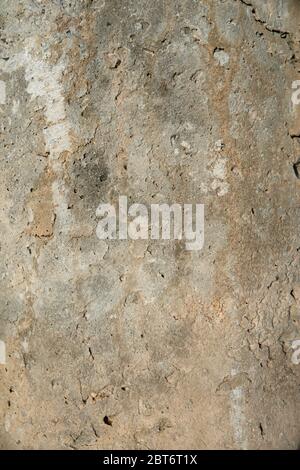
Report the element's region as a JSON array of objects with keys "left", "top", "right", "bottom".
[
  {"left": 103, "top": 416, "right": 112, "bottom": 426},
  {"left": 293, "top": 158, "right": 300, "bottom": 179}
]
